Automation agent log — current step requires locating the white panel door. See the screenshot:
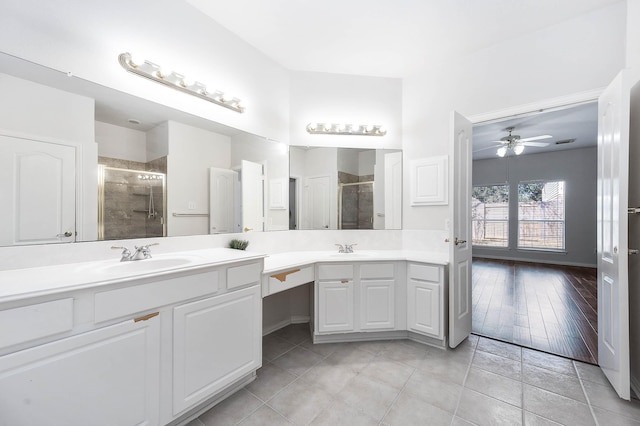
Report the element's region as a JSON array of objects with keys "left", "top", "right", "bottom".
[
  {"left": 209, "top": 167, "right": 237, "bottom": 234},
  {"left": 384, "top": 151, "right": 402, "bottom": 229},
  {"left": 0, "top": 316, "right": 160, "bottom": 426},
  {"left": 407, "top": 278, "right": 441, "bottom": 338},
  {"left": 597, "top": 70, "right": 636, "bottom": 400},
  {"left": 173, "top": 285, "right": 262, "bottom": 415},
  {"left": 0, "top": 135, "right": 76, "bottom": 245},
  {"left": 318, "top": 280, "right": 354, "bottom": 332},
  {"left": 449, "top": 111, "right": 473, "bottom": 348},
  {"left": 306, "top": 175, "right": 331, "bottom": 229},
  {"left": 360, "top": 279, "right": 395, "bottom": 330},
  {"left": 241, "top": 160, "right": 264, "bottom": 232}
]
